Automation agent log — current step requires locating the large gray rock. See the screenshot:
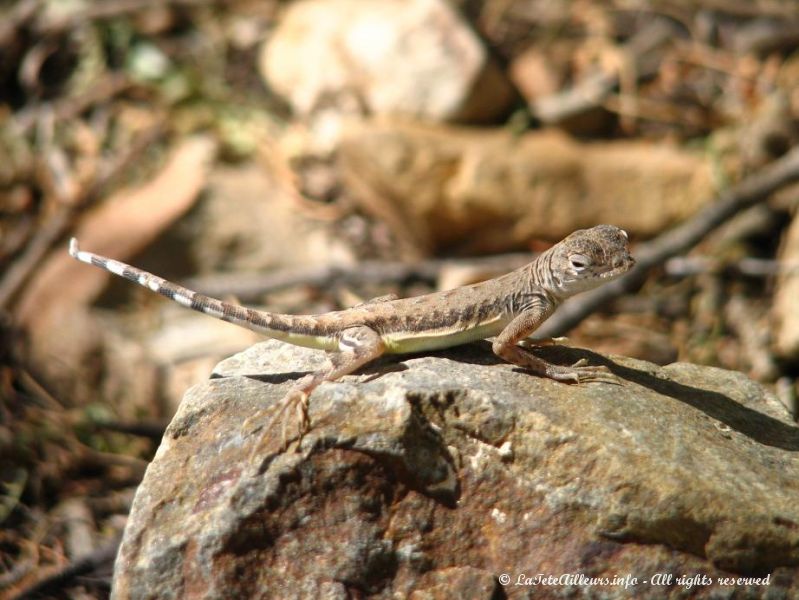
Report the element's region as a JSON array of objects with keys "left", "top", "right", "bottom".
[{"left": 113, "top": 340, "right": 799, "bottom": 598}]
